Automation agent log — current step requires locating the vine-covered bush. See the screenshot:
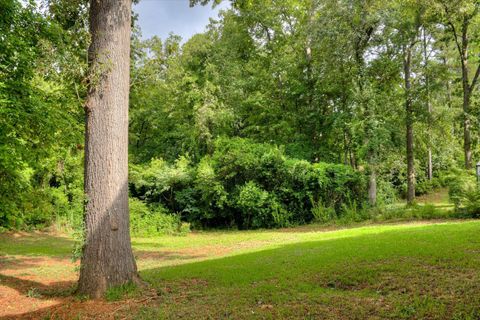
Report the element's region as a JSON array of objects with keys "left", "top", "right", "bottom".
[{"left": 129, "top": 137, "right": 367, "bottom": 229}]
